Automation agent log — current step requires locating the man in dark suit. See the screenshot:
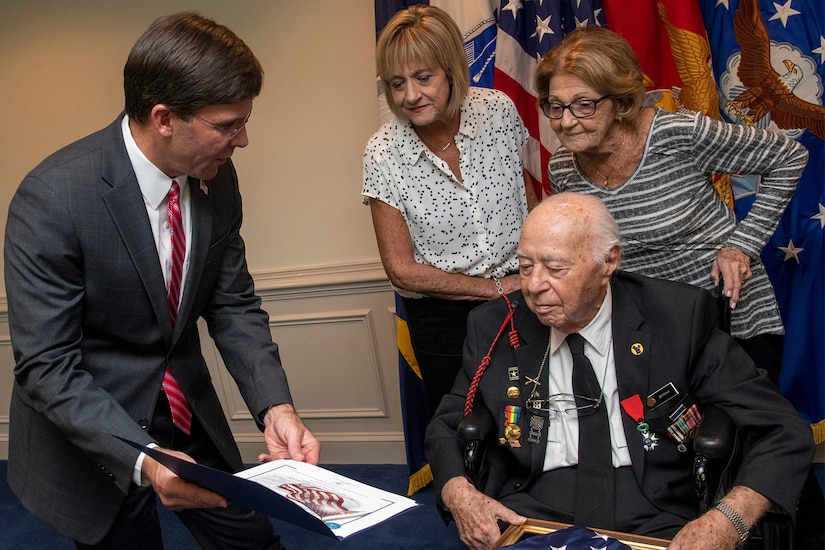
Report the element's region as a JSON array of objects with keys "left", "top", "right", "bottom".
[
  {"left": 4, "top": 12, "right": 319, "bottom": 550},
  {"left": 426, "top": 193, "right": 813, "bottom": 550}
]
